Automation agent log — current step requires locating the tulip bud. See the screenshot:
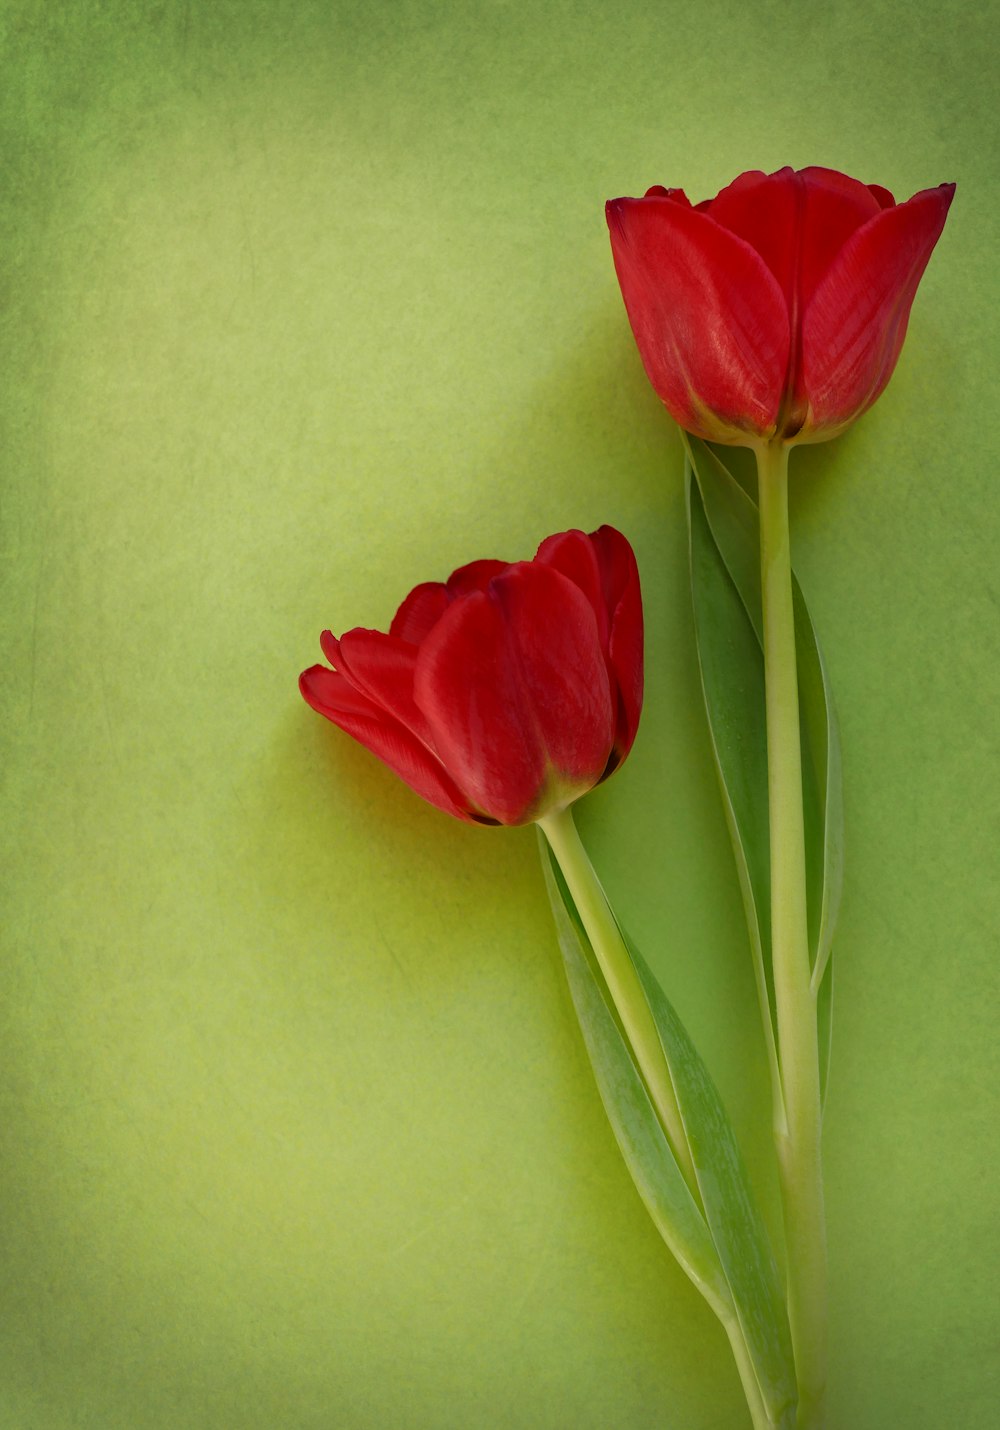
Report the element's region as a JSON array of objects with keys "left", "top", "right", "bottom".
[{"left": 607, "top": 166, "right": 954, "bottom": 446}]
